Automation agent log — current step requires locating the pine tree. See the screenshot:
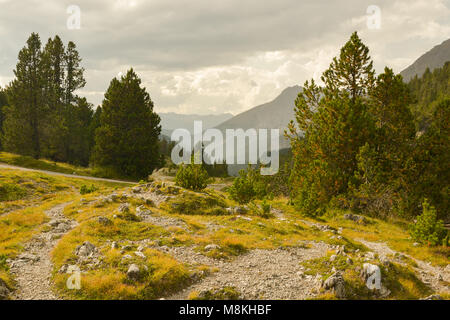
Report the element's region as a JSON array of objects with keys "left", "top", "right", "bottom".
[
  {"left": 348, "top": 68, "right": 417, "bottom": 216},
  {"left": 2, "top": 33, "right": 46, "bottom": 158},
  {"left": 65, "top": 97, "right": 95, "bottom": 166},
  {"left": 64, "top": 41, "right": 86, "bottom": 105},
  {"left": 40, "top": 36, "right": 68, "bottom": 161},
  {"left": 408, "top": 98, "right": 450, "bottom": 219},
  {"left": 287, "top": 32, "right": 374, "bottom": 215},
  {"left": 91, "top": 69, "right": 161, "bottom": 179},
  {"left": 0, "top": 88, "right": 7, "bottom": 150}
]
